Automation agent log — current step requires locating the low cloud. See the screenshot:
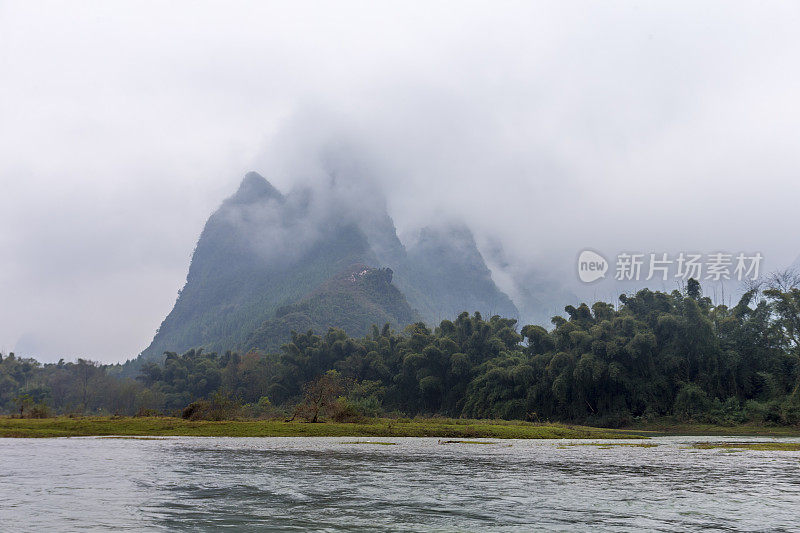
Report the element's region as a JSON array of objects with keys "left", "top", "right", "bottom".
[{"left": 1, "top": 1, "right": 798, "bottom": 361}]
